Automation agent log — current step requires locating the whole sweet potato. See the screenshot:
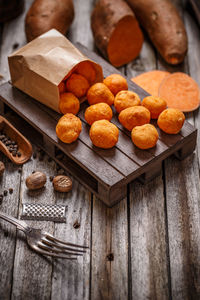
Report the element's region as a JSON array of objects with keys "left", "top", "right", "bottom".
[
  {"left": 126, "top": 0, "right": 188, "bottom": 65},
  {"left": 25, "top": 0, "right": 74, "bottom": 42}
]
